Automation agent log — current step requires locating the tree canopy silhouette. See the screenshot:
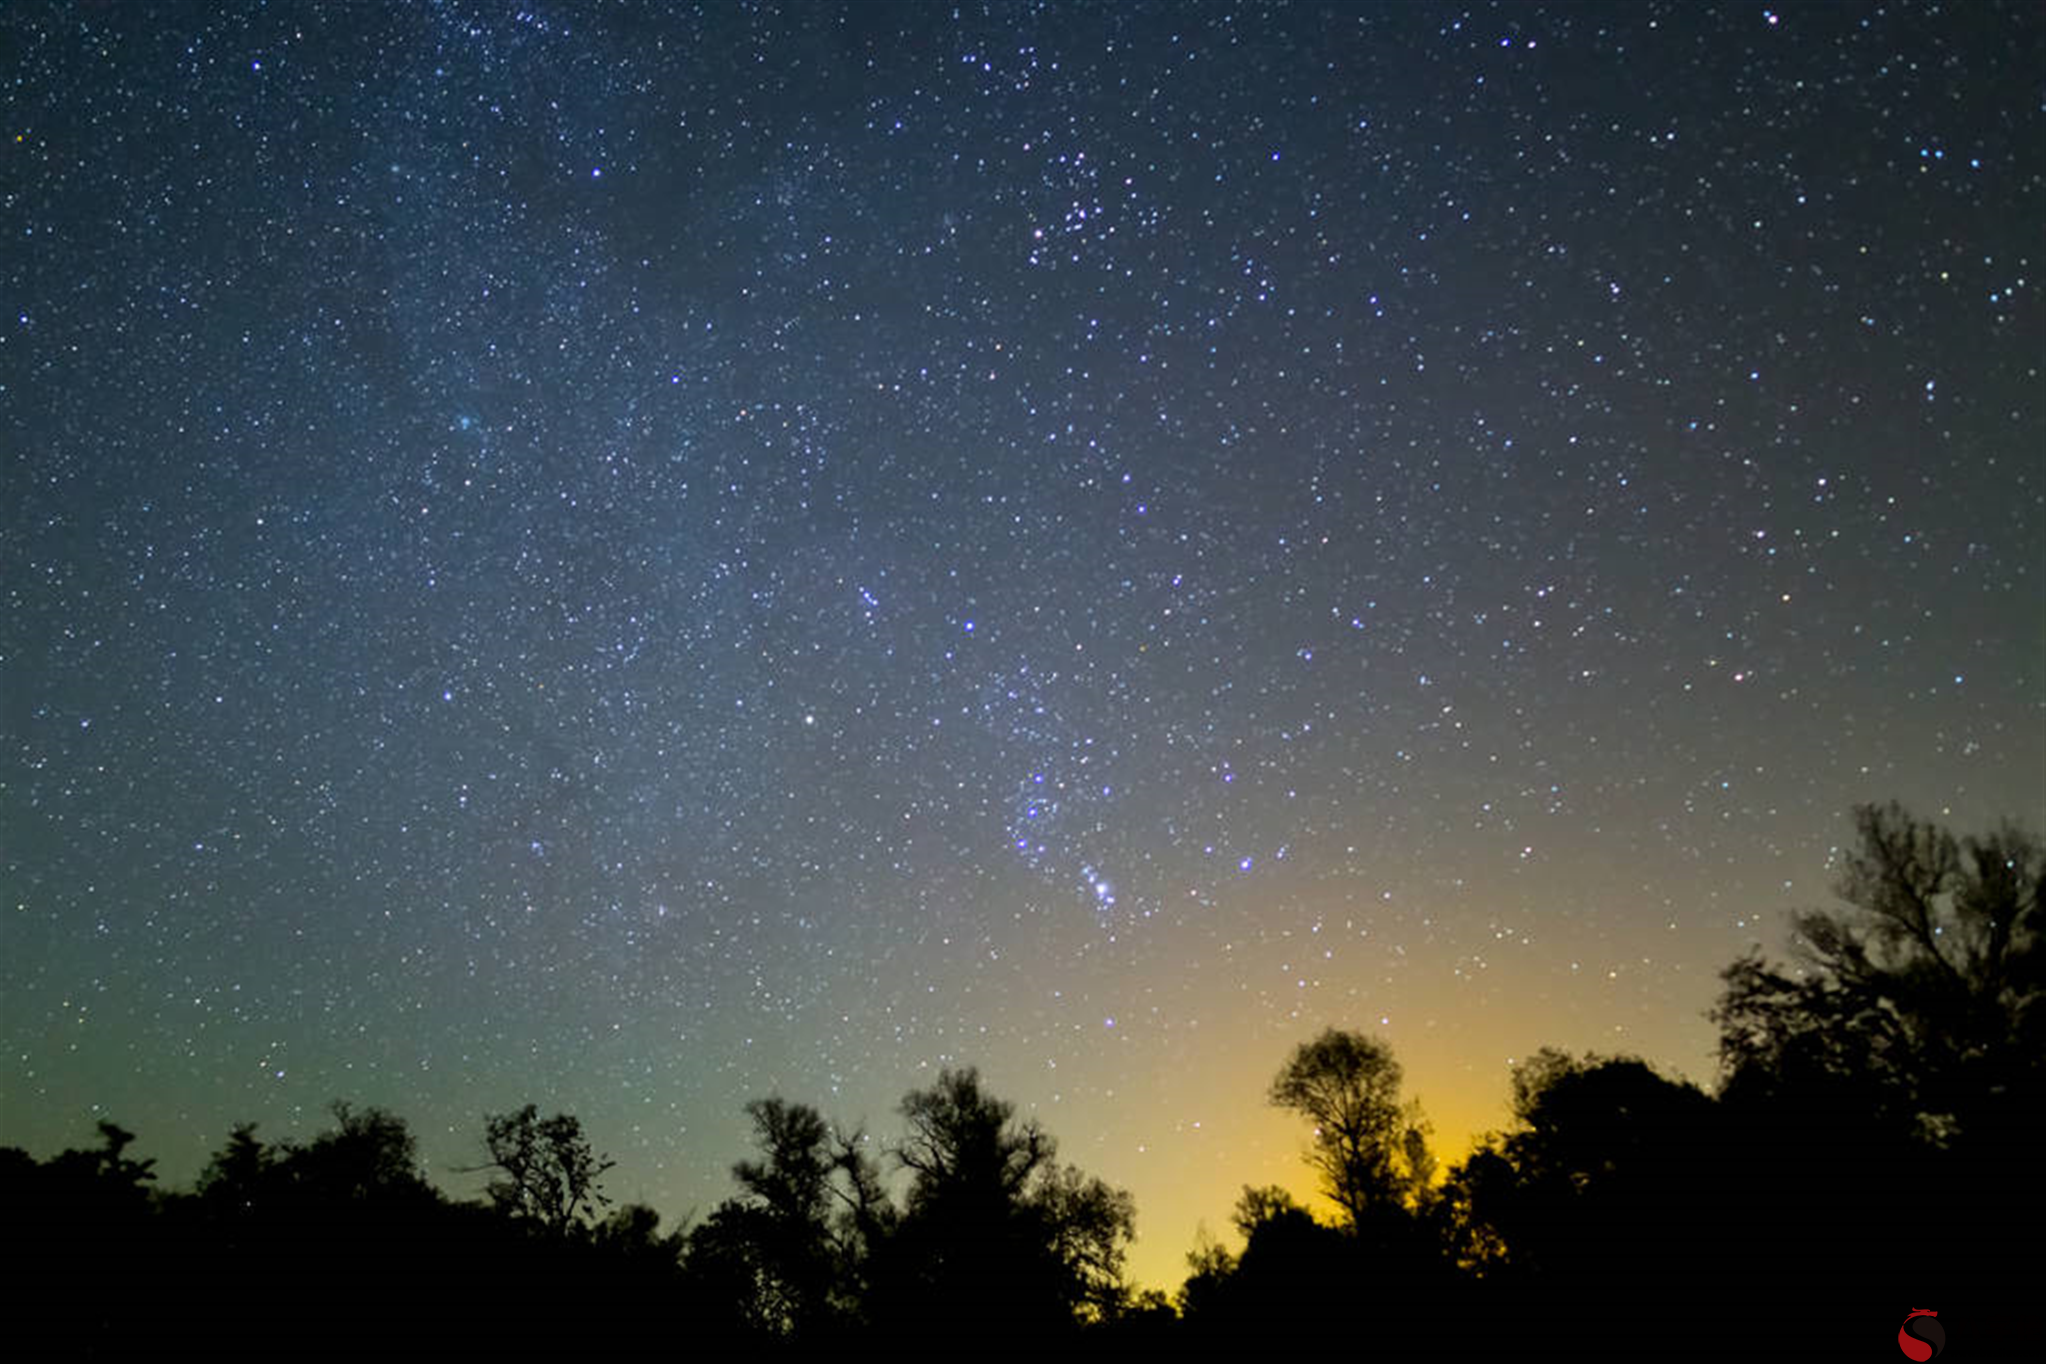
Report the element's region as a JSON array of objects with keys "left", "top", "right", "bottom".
[
  {"left": 688, "top": 1096, "right": 862, "bottom": 1339},
  {"left": 1712, "top": 801, "right": 2043, "bottom": 1156},
  {"left": 1698, "top": 804, "right": 2045, "bottom": 1356},
  {"left": 282, "top": 1101, "right": 435, "bottom": 1209},
  {"left": 1268, "top": 1027, "right": 1429, "bottom": 1227},
  {"left": 876, "top": 1067, "right": 1134, "bottom": 1333},
  {"left": 14, "top": 802, "right": 2043, "bottom": 1356},
  {"left": 475, "top": 1105, "right": 616, "bottom": 1234},
  {"left": 1457, "top": 1052, "right": 1721, "bottom": 1287}
]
